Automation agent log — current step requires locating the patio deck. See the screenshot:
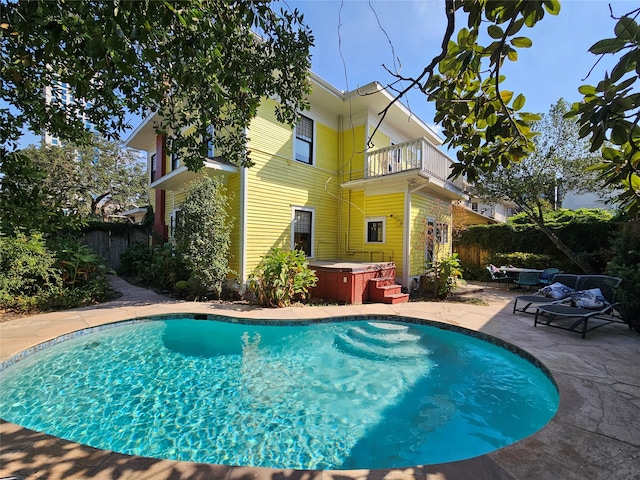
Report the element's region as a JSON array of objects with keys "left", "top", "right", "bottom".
[{"left": 1, "top": 277, "right": 638, "bottom": 480}]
